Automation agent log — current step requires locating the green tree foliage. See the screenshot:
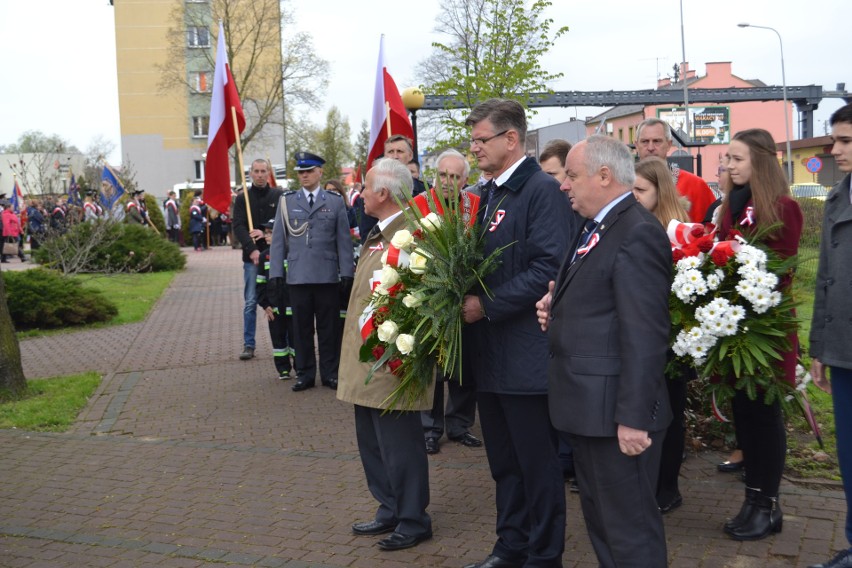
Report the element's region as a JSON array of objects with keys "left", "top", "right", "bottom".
[
  {"left": 418, "top": 0, "right": 568, "bottom": 147},
  {"left": 316, "top": 107, "right": 353, "bottom": 181},
  {"left": 1, "top": 130, "right": 79, "bottom": 154},
  {"left": 353, "top": 120, "right": 370, "bottom": 175},
  {"left": 285, "top": 117, "right": 321, "bottom": 185},
  {"left": 3, "top": 268, "right": 118, "bottom": 330}
]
